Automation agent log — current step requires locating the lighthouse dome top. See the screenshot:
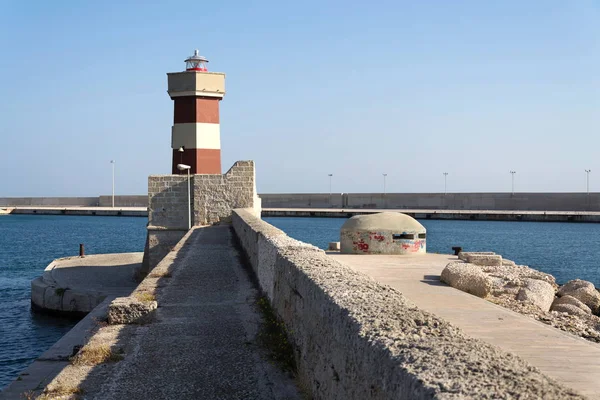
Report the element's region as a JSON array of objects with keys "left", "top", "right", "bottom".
[{"left": 185, "top": 49, "right": 209, "bottom": 72}]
